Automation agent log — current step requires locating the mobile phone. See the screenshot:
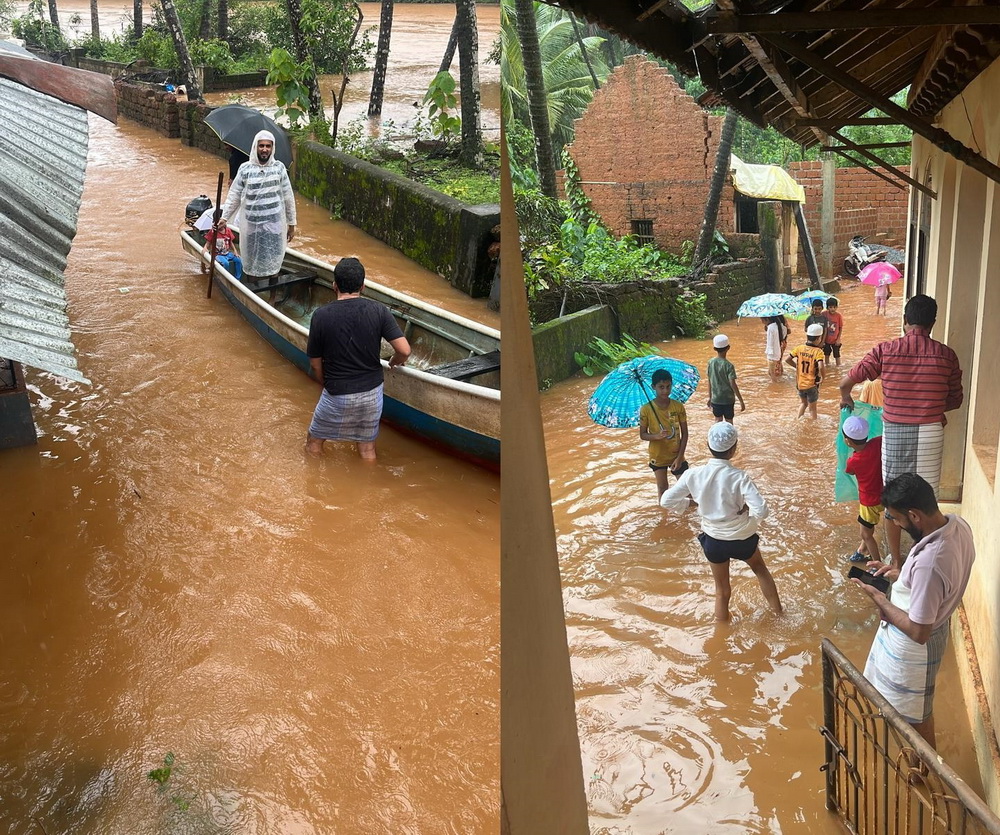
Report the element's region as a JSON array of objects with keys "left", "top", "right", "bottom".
[{"left": 848, "top": 565, "right": 891, "bottom": 595}]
